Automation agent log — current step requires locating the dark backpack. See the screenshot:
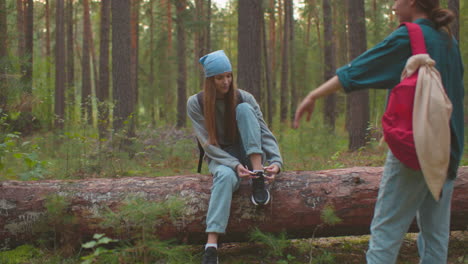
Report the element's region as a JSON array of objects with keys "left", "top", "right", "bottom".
[{"left": 196, "top": 91, "right": 243, "bottom": 173}]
